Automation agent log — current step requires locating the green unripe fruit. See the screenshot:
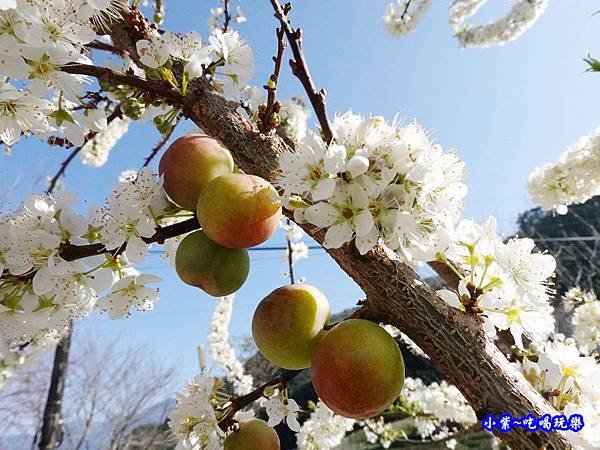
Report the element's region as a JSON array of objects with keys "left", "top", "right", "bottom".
[
  {"left": 311, "top": 319, "right": 405, "bottom": 419},
  {"left": 252, "top": 284, "right": 330, "bottom": 370},
  {"left": 159, "top": 134, "right": 234, "bottom": 211},
  {"left": 196, "top": 173, "right": 281, "bottom": 249},
  {"left": 224, "top": 419, "right": 280, "bottom": 450},
  {"left": 175, "top": 230, "right": 249, "bottom": 297}
]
